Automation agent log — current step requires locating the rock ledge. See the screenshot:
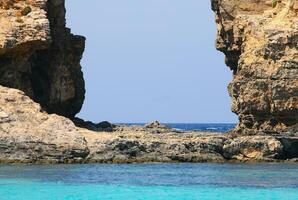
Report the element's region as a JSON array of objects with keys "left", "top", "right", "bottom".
[{"left": 0, "top": 86, "right": 297, "bottom": 164}]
